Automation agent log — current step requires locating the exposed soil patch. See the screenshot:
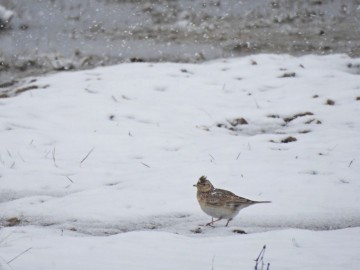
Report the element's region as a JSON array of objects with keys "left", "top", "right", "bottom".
[
  {"left": 0, "top": 83, "right": 49, "bottom": 98},
  {"left": 284, "top": 112, "right": 314, "bottom": 123},
  {"left": 216, "top": 117, "right": 249, "bottom": 131},
  {"left": 325, "top": 99, "right": 335, "bottom": 105},
  {"left": 279, "top": 72, "right": 296, "bottom": 78},
  {"left": 5, "top": 217, "right": 21, "bottom": 227},
  {"left": 270, "top": 136, "right": 298, "bottom": 143},
  {"left": 305, "top": 119, "right": 322, "bottom": 124}
]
